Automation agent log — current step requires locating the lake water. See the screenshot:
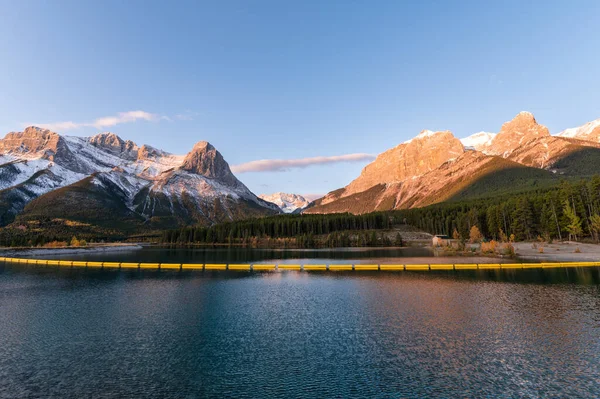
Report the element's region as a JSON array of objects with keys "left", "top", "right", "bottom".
[
  {"left": 15, "top": 246, "right": 512, "bottom": 265},
  {"left": 1, "top": 248, "right": 599, "bottom": 398}
]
